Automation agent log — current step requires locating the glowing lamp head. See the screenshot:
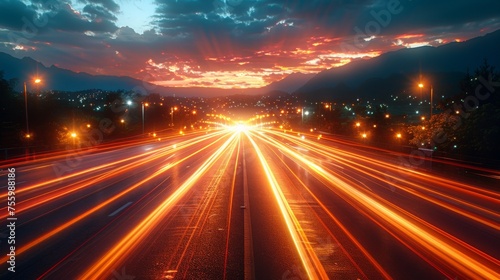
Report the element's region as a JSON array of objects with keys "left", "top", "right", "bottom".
[{"left": 418, "top": 83, "right": 424, "bottom": 88}]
